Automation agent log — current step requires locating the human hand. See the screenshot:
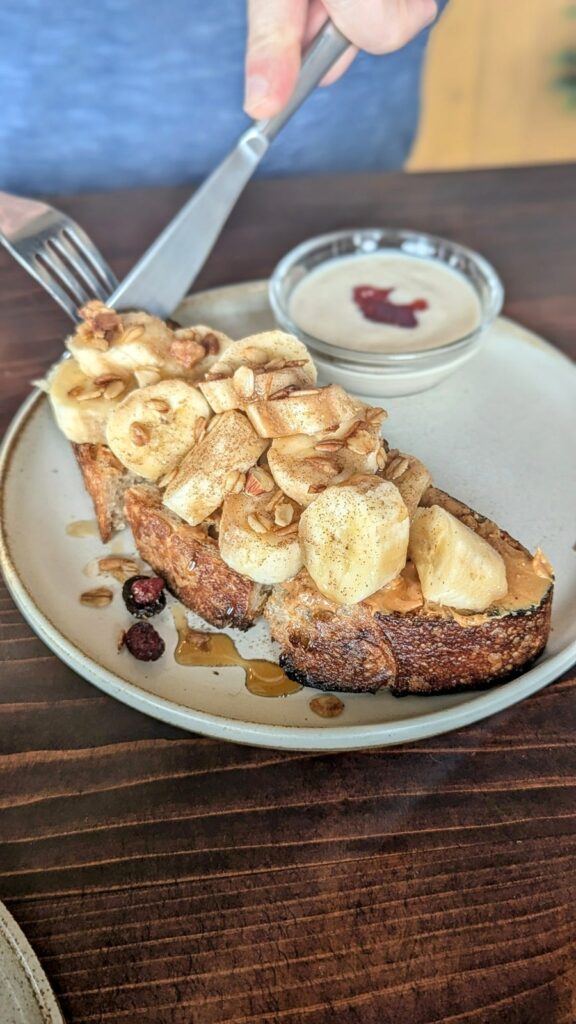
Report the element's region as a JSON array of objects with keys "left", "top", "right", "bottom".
[{"left": 244, "top": 0, "right": 438, "bottom": 119}]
